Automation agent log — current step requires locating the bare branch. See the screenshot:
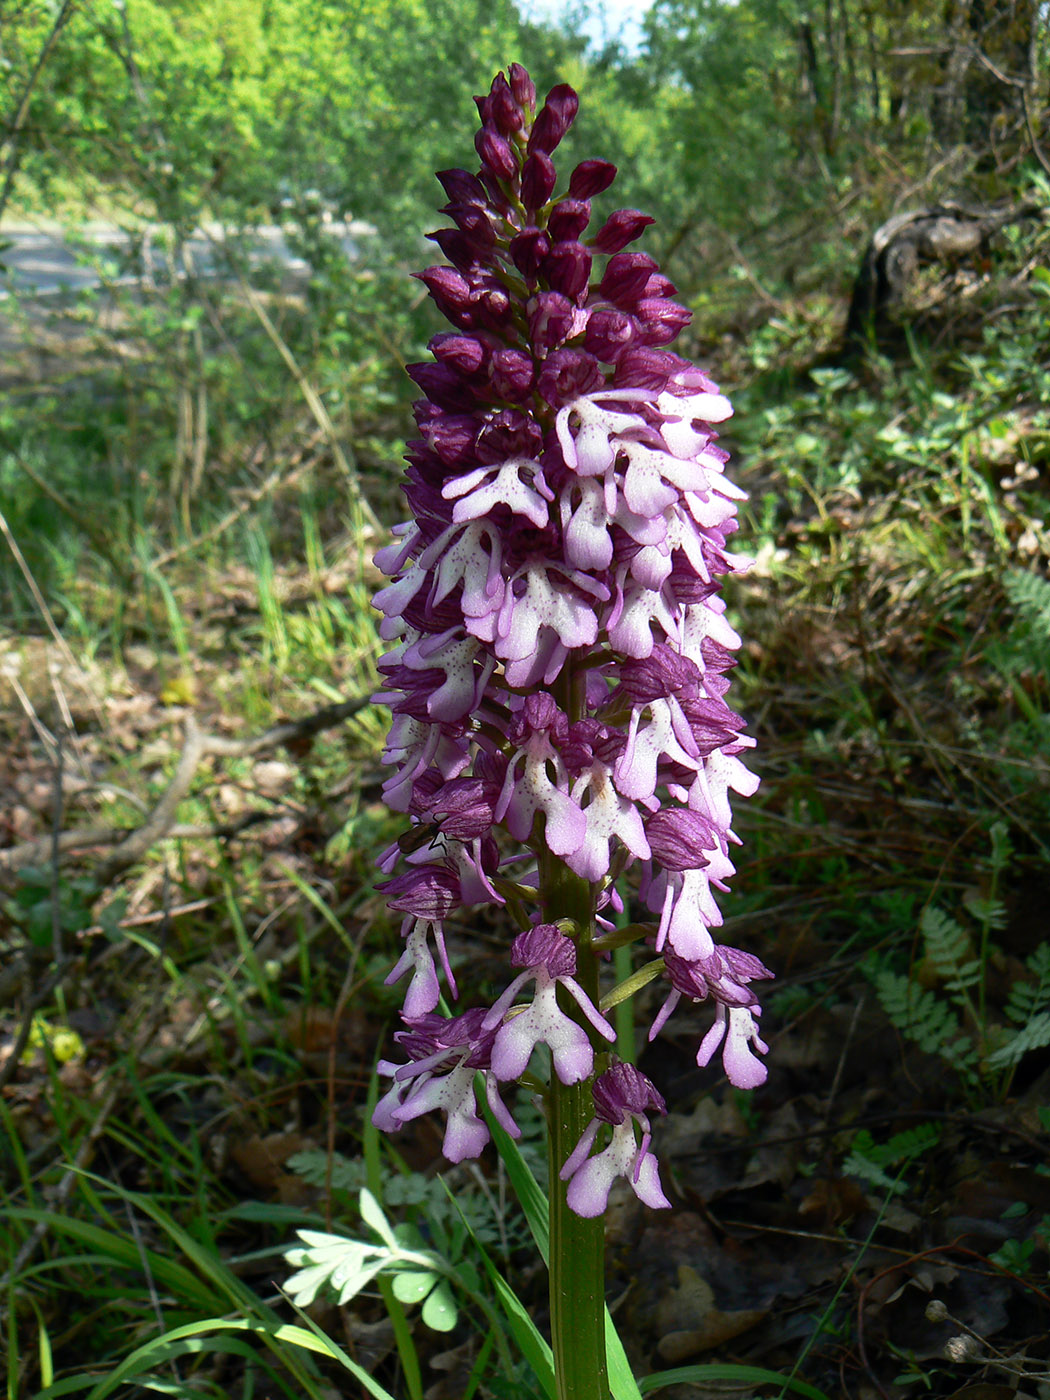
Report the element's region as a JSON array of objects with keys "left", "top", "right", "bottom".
[
  {"left": 94, "top": 716, "right": 207, "bottom": 881},
  {"left": 0, "top": 694, "right": 374, "bottom": 881}
]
